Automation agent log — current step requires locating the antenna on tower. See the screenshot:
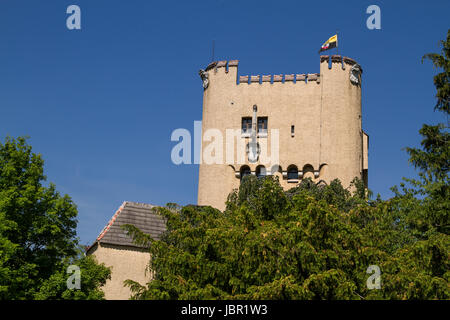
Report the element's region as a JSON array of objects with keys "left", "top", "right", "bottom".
[
  {"left": 211, "top": 40, "right": 215, "bottom": 62},
  {"left": 336, "top": 29, "right": 339, "bottom": 55}
]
